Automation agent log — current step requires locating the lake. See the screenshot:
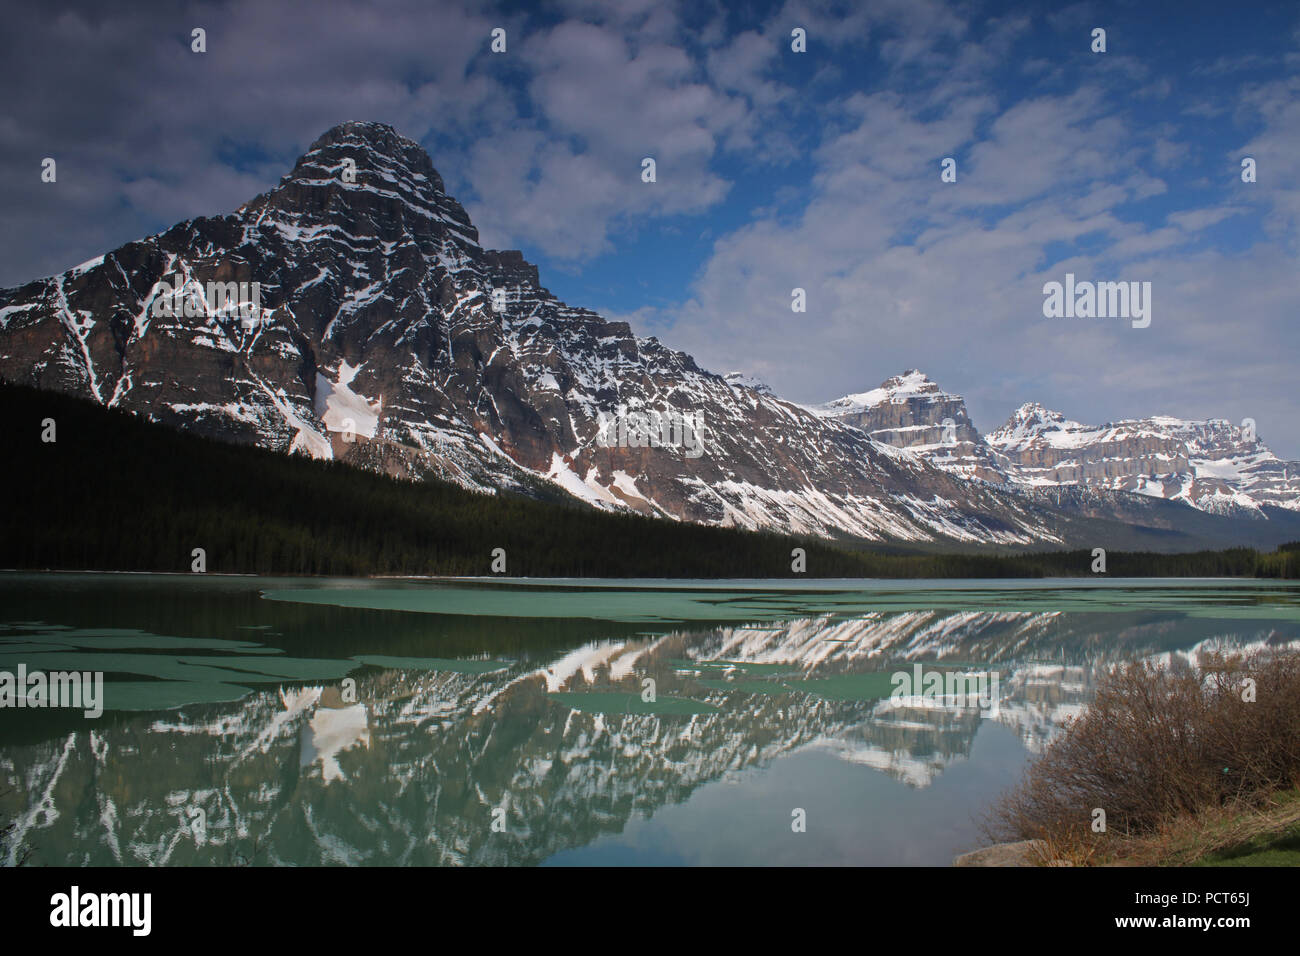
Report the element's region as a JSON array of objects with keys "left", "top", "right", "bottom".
[{"left": 1, "top": 573, "right": 1297, "bottom": 866}]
